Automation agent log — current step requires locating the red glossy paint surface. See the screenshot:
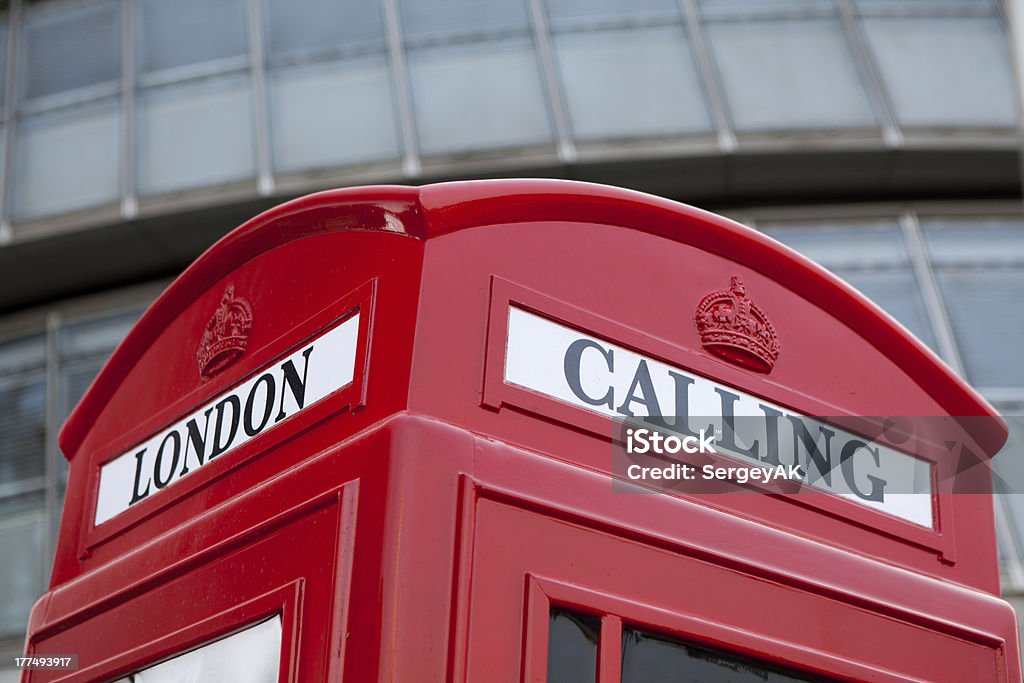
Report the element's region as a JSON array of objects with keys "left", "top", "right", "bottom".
[{"left": 22, "top": 180, "right": 1018, "bottom": 682}]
